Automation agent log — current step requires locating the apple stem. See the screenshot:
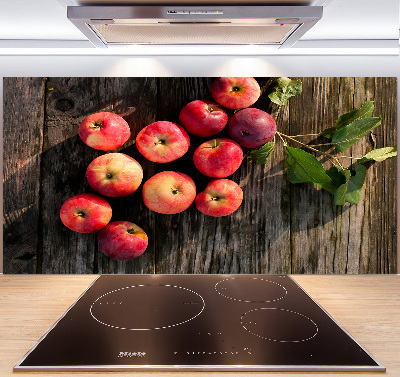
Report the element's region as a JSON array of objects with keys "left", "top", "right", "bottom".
[
  {"left": 90, "top": 121, "right": 103, "bottom": 130},
  {"left": 202, "top": 139, "right": 219, "bottom": 149},
  {"left": 208, "top": 104, "right": 219, "bottom": 113},
  {"left": 171, "top": 188, "right": 180, "bottom": 195},
  {"left": 73, "top": 211, "right": 85, "bottom": 218}
]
